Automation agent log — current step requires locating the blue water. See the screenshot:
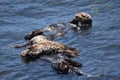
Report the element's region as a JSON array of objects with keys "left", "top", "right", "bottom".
[{"left": 0, "top": 0, "right": 120, "bottom": 80}]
